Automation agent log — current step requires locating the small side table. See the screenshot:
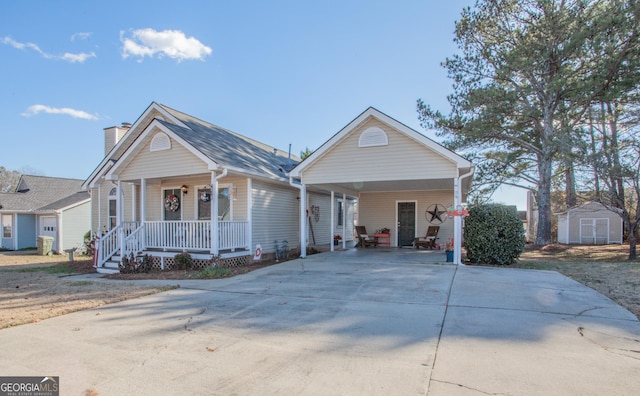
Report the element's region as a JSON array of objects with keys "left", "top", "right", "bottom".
[{"left": 374, "top": 233, "right": 390, "bottom": 247}]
